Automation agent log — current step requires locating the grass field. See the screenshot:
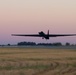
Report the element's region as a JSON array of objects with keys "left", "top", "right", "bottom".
[{"left": 0, "top": 47, "right": 76, "bottom": 75}]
